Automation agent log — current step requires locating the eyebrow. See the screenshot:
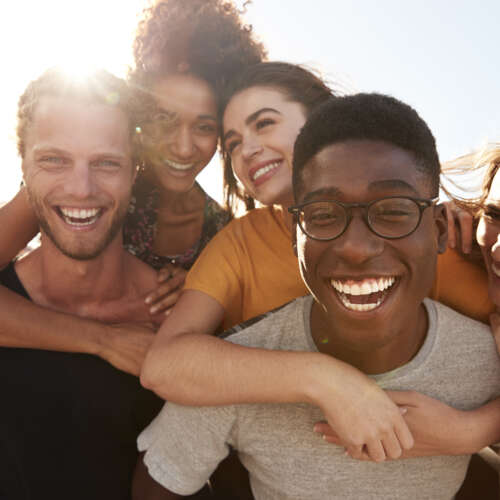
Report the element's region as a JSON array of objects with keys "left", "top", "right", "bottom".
[
  {"left": 156, "top": 107, "right": 216, "bottom": 121},
  {"left": 33, "top": 146, "right": 128, "bottom": 161},
  {"left": 301, "top": 180, "right": 420, "bottom": 203},
  {"left": 223, "top": 107, "right": 281, "bottom": 144}
]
